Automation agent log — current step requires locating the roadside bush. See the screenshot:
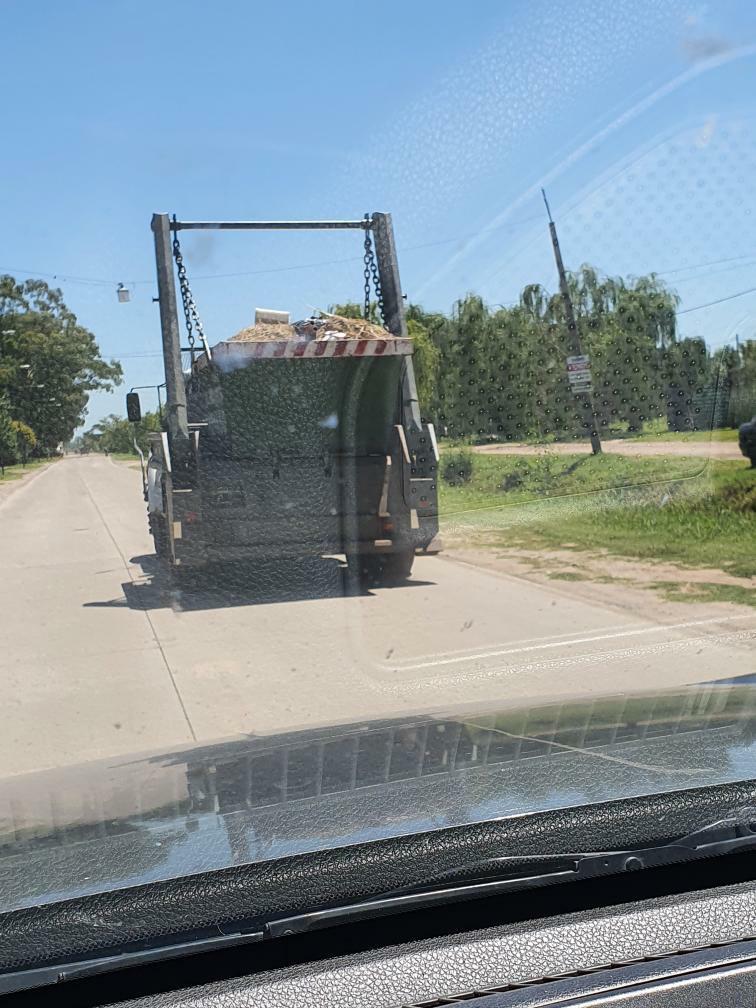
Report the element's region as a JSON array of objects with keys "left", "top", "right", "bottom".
[
  {"left": 717, "top": 481, "right": 756, "bottom": 513},
  {"left": 442, "top": 448, "right": 473, "bottom": 485},
  {"left": 640, "top": 417, "right": 669, "bottom": 437},
  {"left": 0, "top": 397, "right": 18, "bottom": 473},
  {"left": 11, "top": 420, "right": 36, "bottom": 463}
]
